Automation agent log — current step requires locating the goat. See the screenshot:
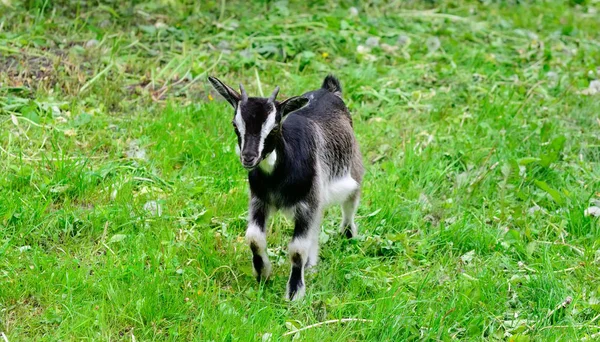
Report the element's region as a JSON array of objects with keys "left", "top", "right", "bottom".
[{"left": 208, "top": 75, "right": 364, "bottom": 300}]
